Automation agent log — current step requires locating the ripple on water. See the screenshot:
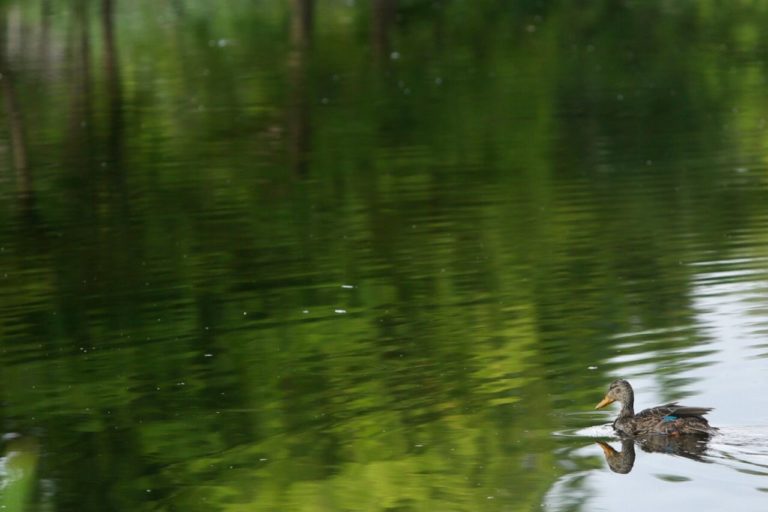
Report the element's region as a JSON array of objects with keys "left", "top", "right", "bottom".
[
  {"left": 707, "top": 427, "right": 768, "bottom": 476},
  {"left": 552, "top": 423, "right": 615, "bottom": 439}
]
